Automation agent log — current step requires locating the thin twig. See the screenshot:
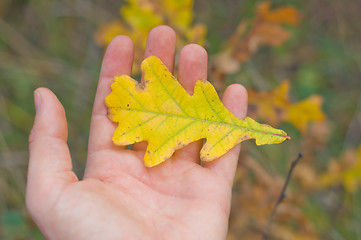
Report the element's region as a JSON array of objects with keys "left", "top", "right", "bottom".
[{"left": 262, "top": 152, "right": 303, "bottom": 240}]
